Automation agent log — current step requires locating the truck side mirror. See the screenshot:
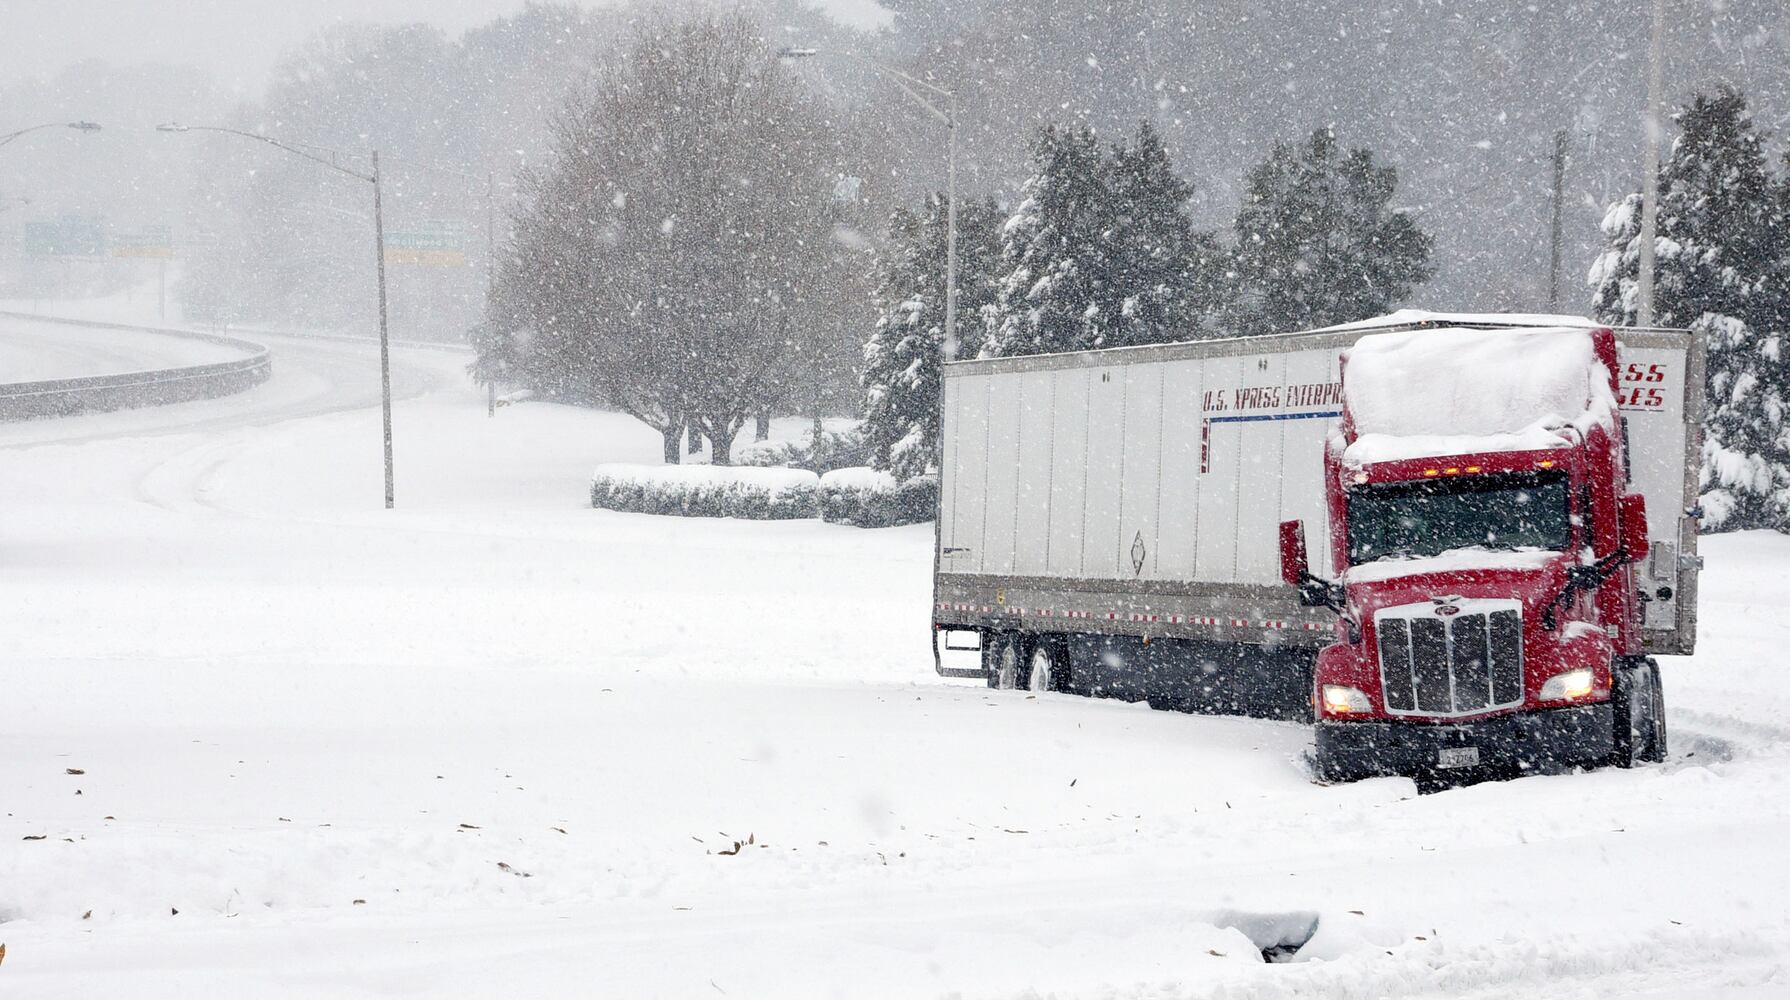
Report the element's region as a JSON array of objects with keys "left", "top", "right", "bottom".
[
  {"left": 1619, "top": 494, "right": 1649, "bottom": 564},
  {"left": 1279, "top": 520, "right": 1310, "bottom": 588}
]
